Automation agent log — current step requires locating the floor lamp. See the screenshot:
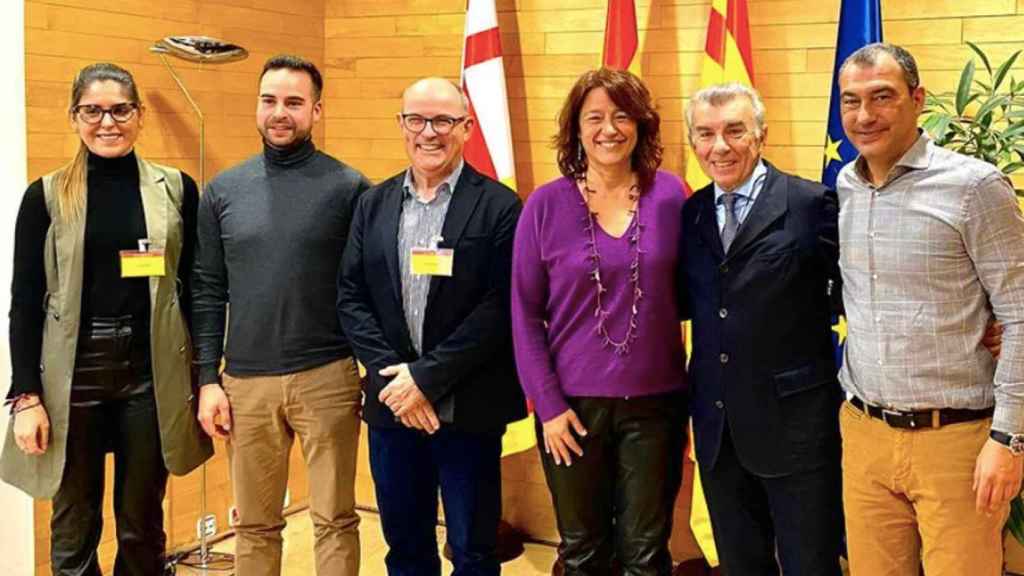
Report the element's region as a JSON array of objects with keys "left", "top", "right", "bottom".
[{"left": 150, "top": 35, "right": 247, "bottom": 575}]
